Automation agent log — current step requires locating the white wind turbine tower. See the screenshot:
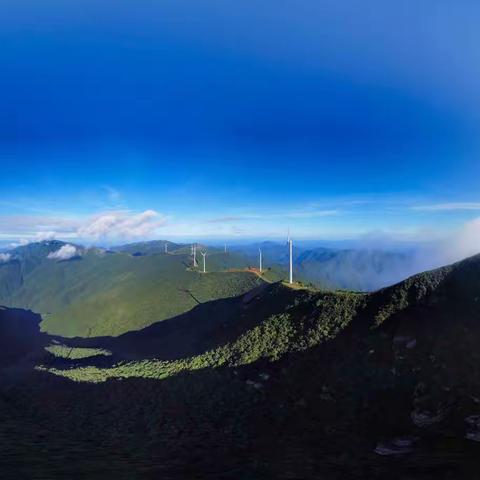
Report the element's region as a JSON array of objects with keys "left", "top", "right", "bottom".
[
  {"left": 259, "top": 248, "right": 262, "bottom": 273},
  {"left": 201, "top": 250, "right": 207, "bottom": 273},
  {"left": 287, "top": 232, "right": 293, "bottom": 284},
  {"left": 165, "top": 242, "right": 168, "bottom": 254},
  {"left": 192, "top": 243, "right": 198, "bottom": 267}
]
